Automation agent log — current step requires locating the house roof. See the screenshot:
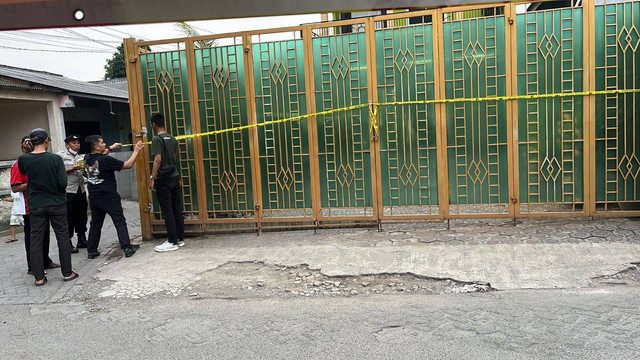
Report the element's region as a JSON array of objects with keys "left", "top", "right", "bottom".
[
  {"left": 0, "top": 65, "right": 129, "bottom": 101},
  {"left": 90, "top": 78, "right": 129, "bottom": 93}
]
